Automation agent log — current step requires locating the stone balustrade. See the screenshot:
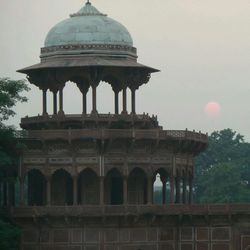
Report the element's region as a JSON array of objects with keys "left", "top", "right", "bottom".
[{"left": 10, "top": 204, "right": 250, "bottom": 218}]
